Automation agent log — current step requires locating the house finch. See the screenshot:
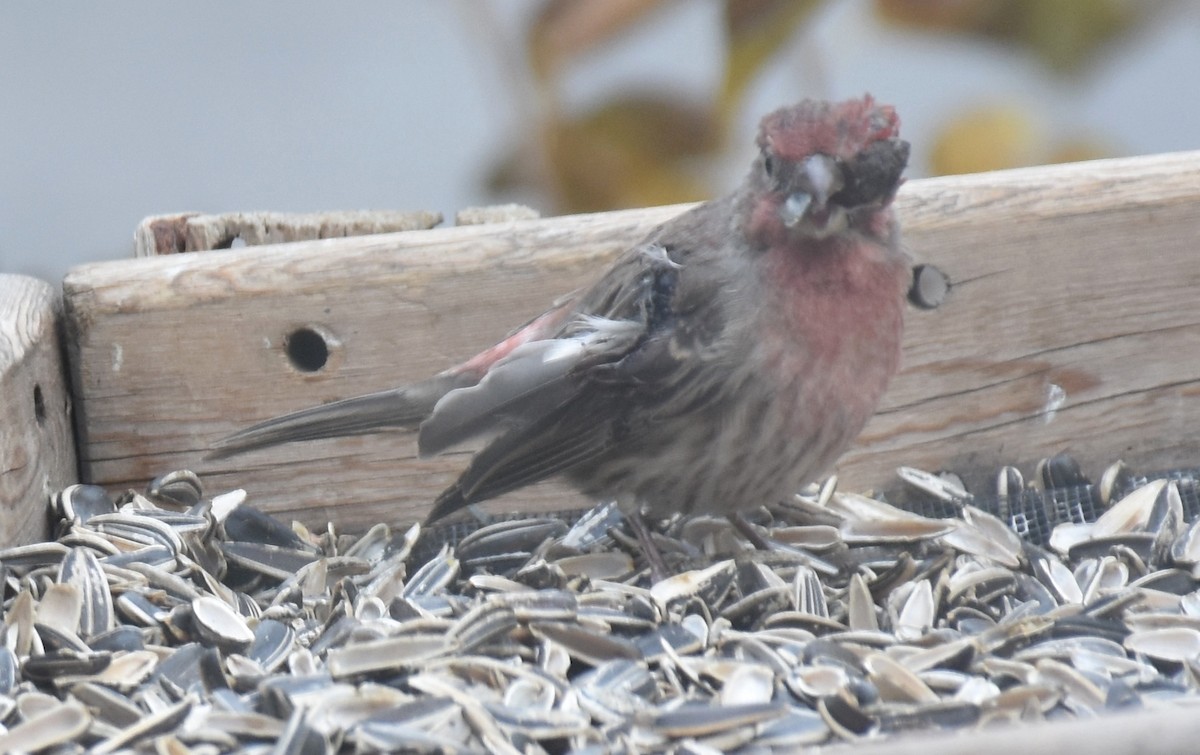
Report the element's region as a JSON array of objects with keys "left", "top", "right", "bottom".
[{"left": 213, "top": 96, "right": 912, "bottom": 569}]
